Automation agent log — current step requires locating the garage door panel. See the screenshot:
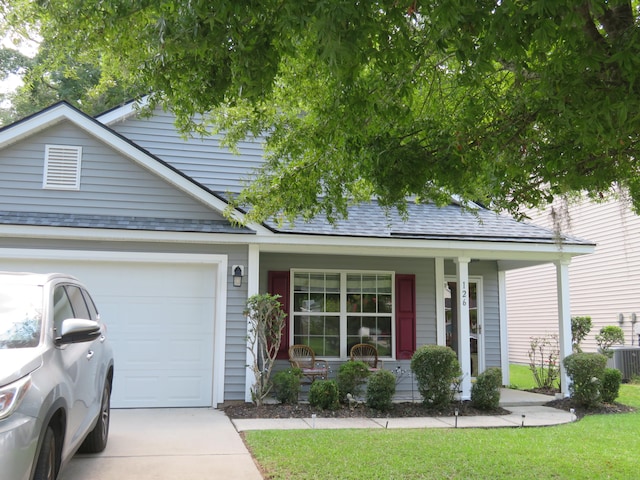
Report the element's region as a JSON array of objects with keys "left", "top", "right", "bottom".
[{"left": 2, "top": 257, "right": 217, "bottom": 408}]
